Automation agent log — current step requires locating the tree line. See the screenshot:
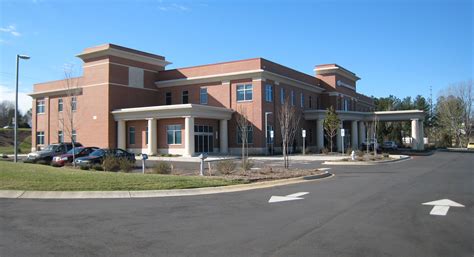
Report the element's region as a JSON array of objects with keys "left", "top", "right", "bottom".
[{"left": 0, "top": 100, "right": 32, "bottom": 128}]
